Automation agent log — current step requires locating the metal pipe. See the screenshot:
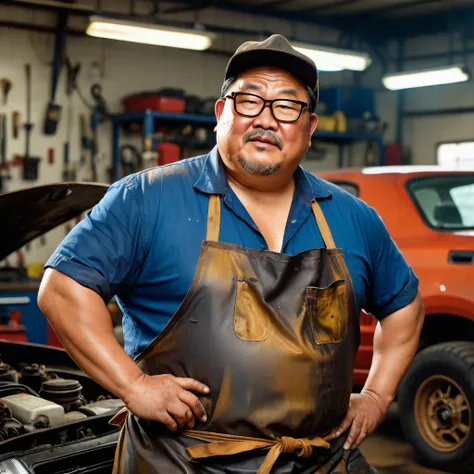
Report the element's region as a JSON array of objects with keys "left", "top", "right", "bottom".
[
  {"left": 402, "top": 49, "right": 474, "bottom": 62},
  {"left": 405, "top": 107, "right": 474, "bottom": 117},
  {"left": 0, "top": 0, "right": 93, "bottom": 14},
  {"left": 448, "top": 12, "right": 455, "bottom": 65},
  {"left": 396, "top": 38, "right": 405, "bottom": 147}
]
